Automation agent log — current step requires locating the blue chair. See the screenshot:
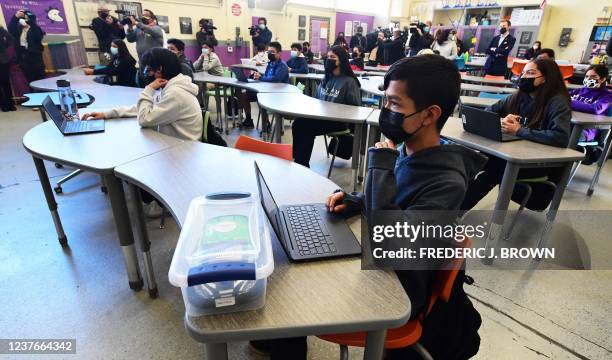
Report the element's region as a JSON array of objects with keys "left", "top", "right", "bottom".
[{"left": 478, "top": 92, "right": 510, "bottom": 101}]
